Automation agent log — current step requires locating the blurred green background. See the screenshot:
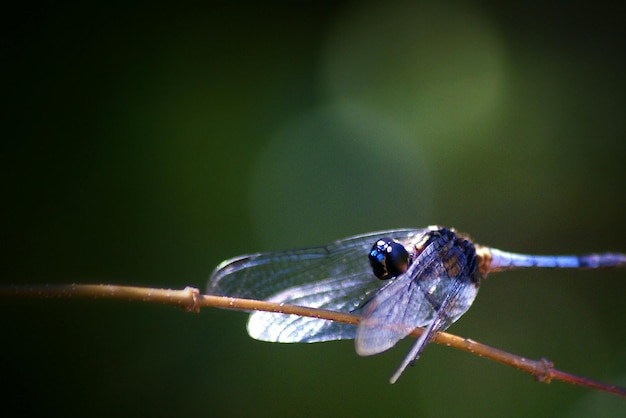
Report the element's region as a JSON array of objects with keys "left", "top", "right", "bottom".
[{"left": 2, "top": 2, "right": 625, "bottom": 416}]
